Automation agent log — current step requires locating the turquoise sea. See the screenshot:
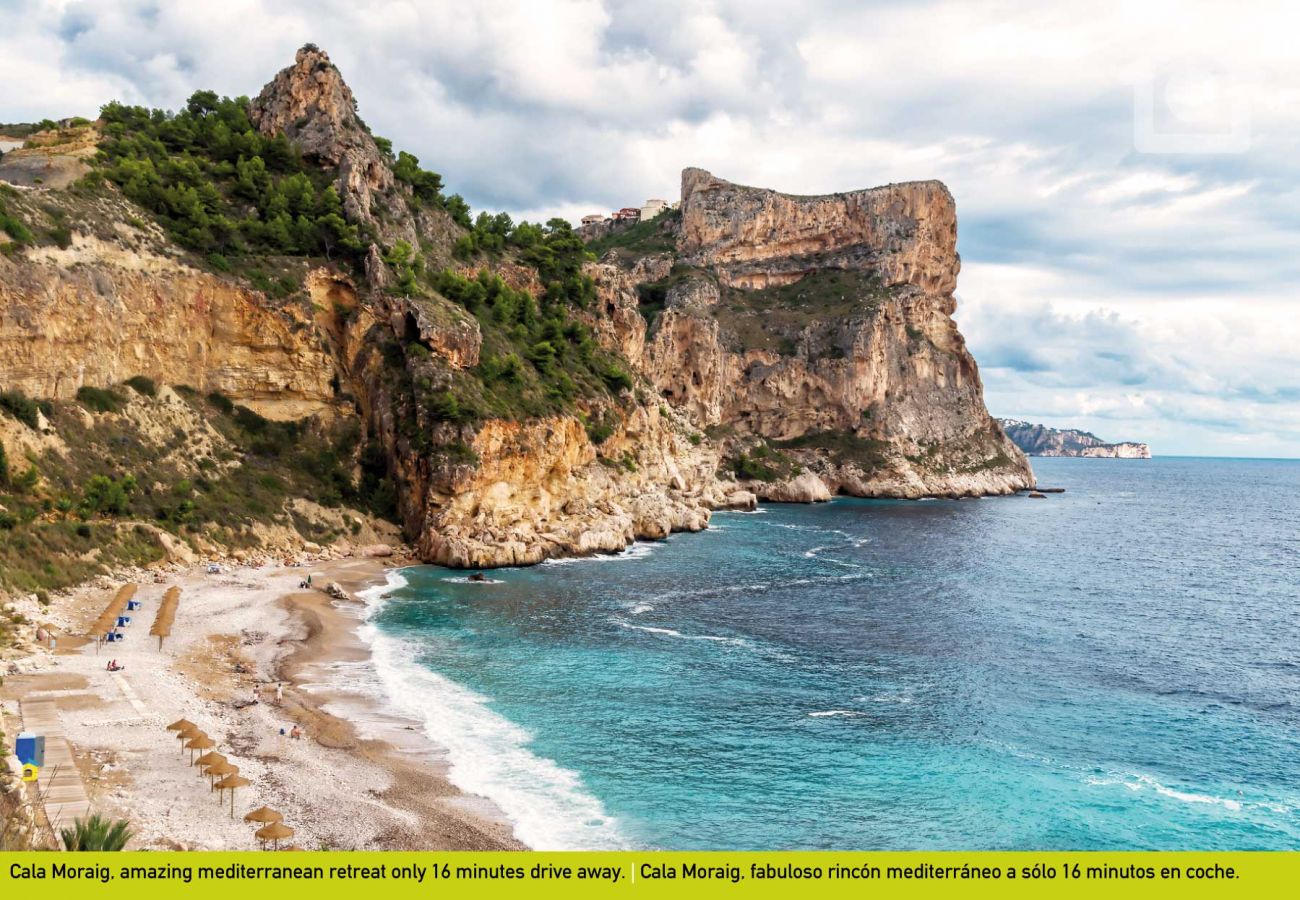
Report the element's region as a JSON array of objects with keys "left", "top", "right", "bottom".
[{"left": 357, "top": 457, "right": 1300, "bottom": 850}]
